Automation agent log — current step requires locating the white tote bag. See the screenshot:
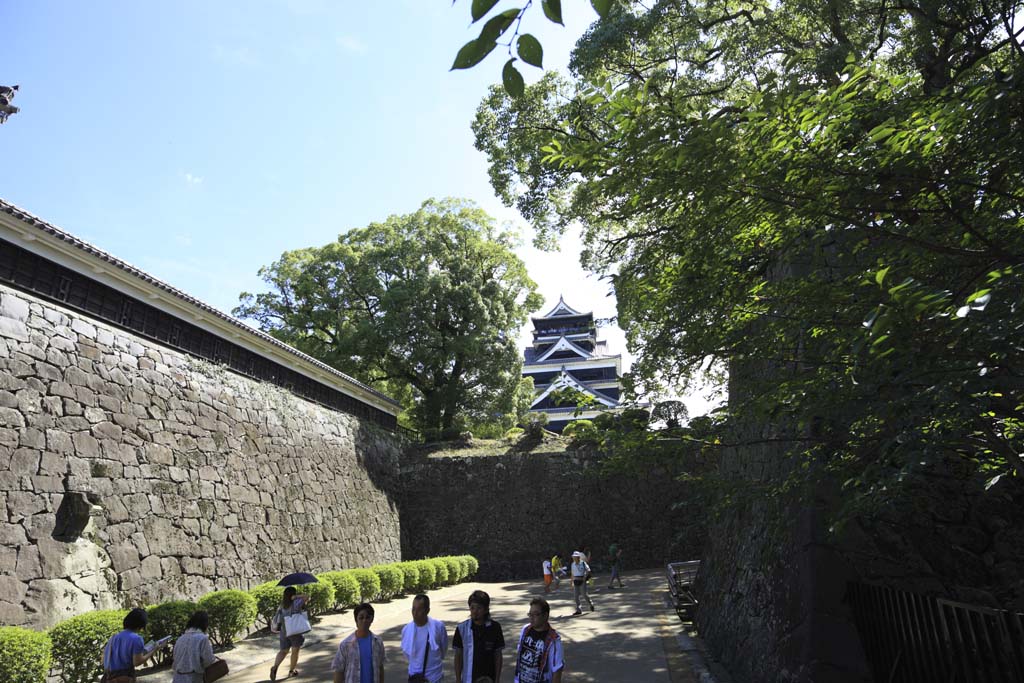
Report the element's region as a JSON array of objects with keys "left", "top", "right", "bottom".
[{"left": 284, "top": 610, "right": 312, "bottom": 636}]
